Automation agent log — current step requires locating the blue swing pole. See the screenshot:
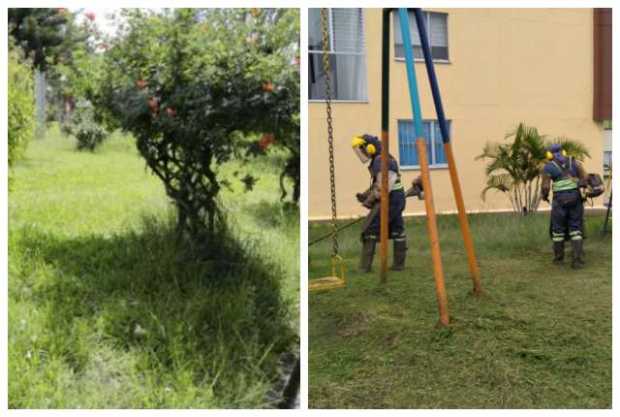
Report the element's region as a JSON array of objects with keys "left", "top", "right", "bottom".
[
  {"left": 413, "top": 8, "right": 482, "bottom": 295},
  {"left": 398, "top": 8, "right": 449, "bottom": 326}
]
